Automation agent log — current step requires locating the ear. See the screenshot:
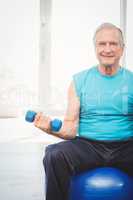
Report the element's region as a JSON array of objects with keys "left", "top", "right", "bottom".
[{"left": 120, "top": 46, "right": 124, "bottom": 56}]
